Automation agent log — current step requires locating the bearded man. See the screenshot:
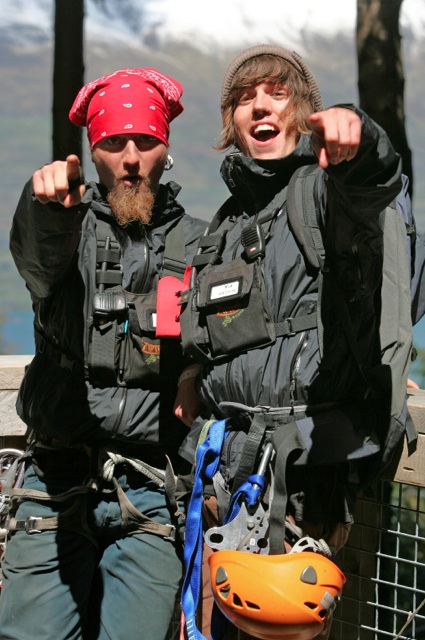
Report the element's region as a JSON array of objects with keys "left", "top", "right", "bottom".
[{"left": 1, "top": 67, "right": 206, "bottom": 640}]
